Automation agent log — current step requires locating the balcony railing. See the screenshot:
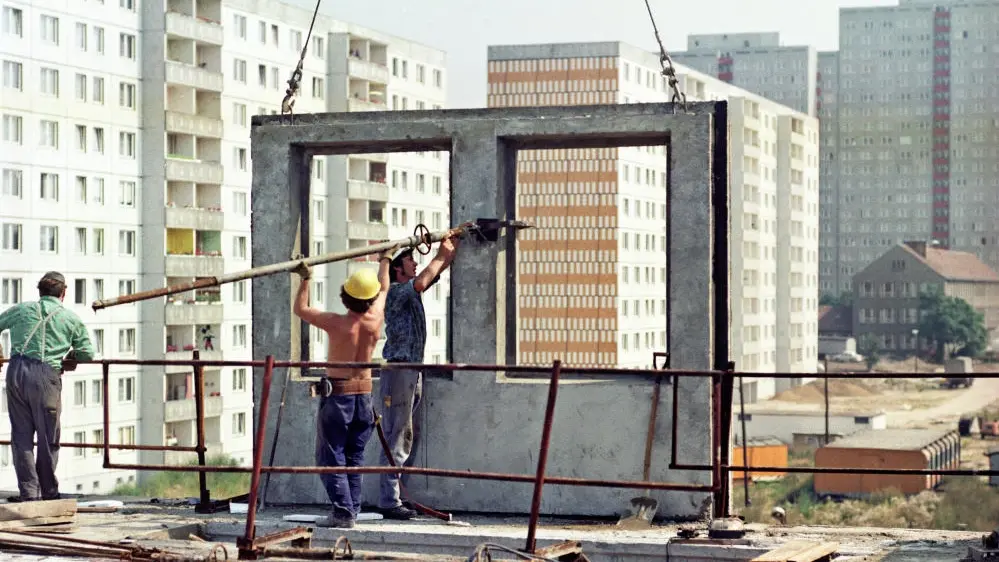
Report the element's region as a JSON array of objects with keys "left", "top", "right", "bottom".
[
  {"left": 347, "top": 221, "right": 389, "bottom": 241},
  {"left": 165, "top": 110, "right": 223, "bottom": 139},
  {"left": 165, "top": 11, "right": 224, "bottom": 45},
  {"left": 348, "top": 98, "right": 388, "bottom": 112},
  {"left": 164, "top": 302, "right": 224, "bottom": 326},
  {"left": 165, "top": 60, "right": 223, "bottom": 92},
  {"left": 164, "top": 348, "right": 222, "bottom": 374},
  {"left": 348, "top": 58, "right": 389, "bottom": 84},
  {"left": 164, "top": 395, "right": 223, "bottom": 423},
  {"left": 165, "top": 205, "right": 224, "bottom": 231},
  {"left": 165, "top": 158, "right": 224, "bottom": 184},
  {"left": 165, "top": 254, "right": 225, "bottom": 278},
  {"left": 347, "top": 179, "right": 389, "bottom": 202}
]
